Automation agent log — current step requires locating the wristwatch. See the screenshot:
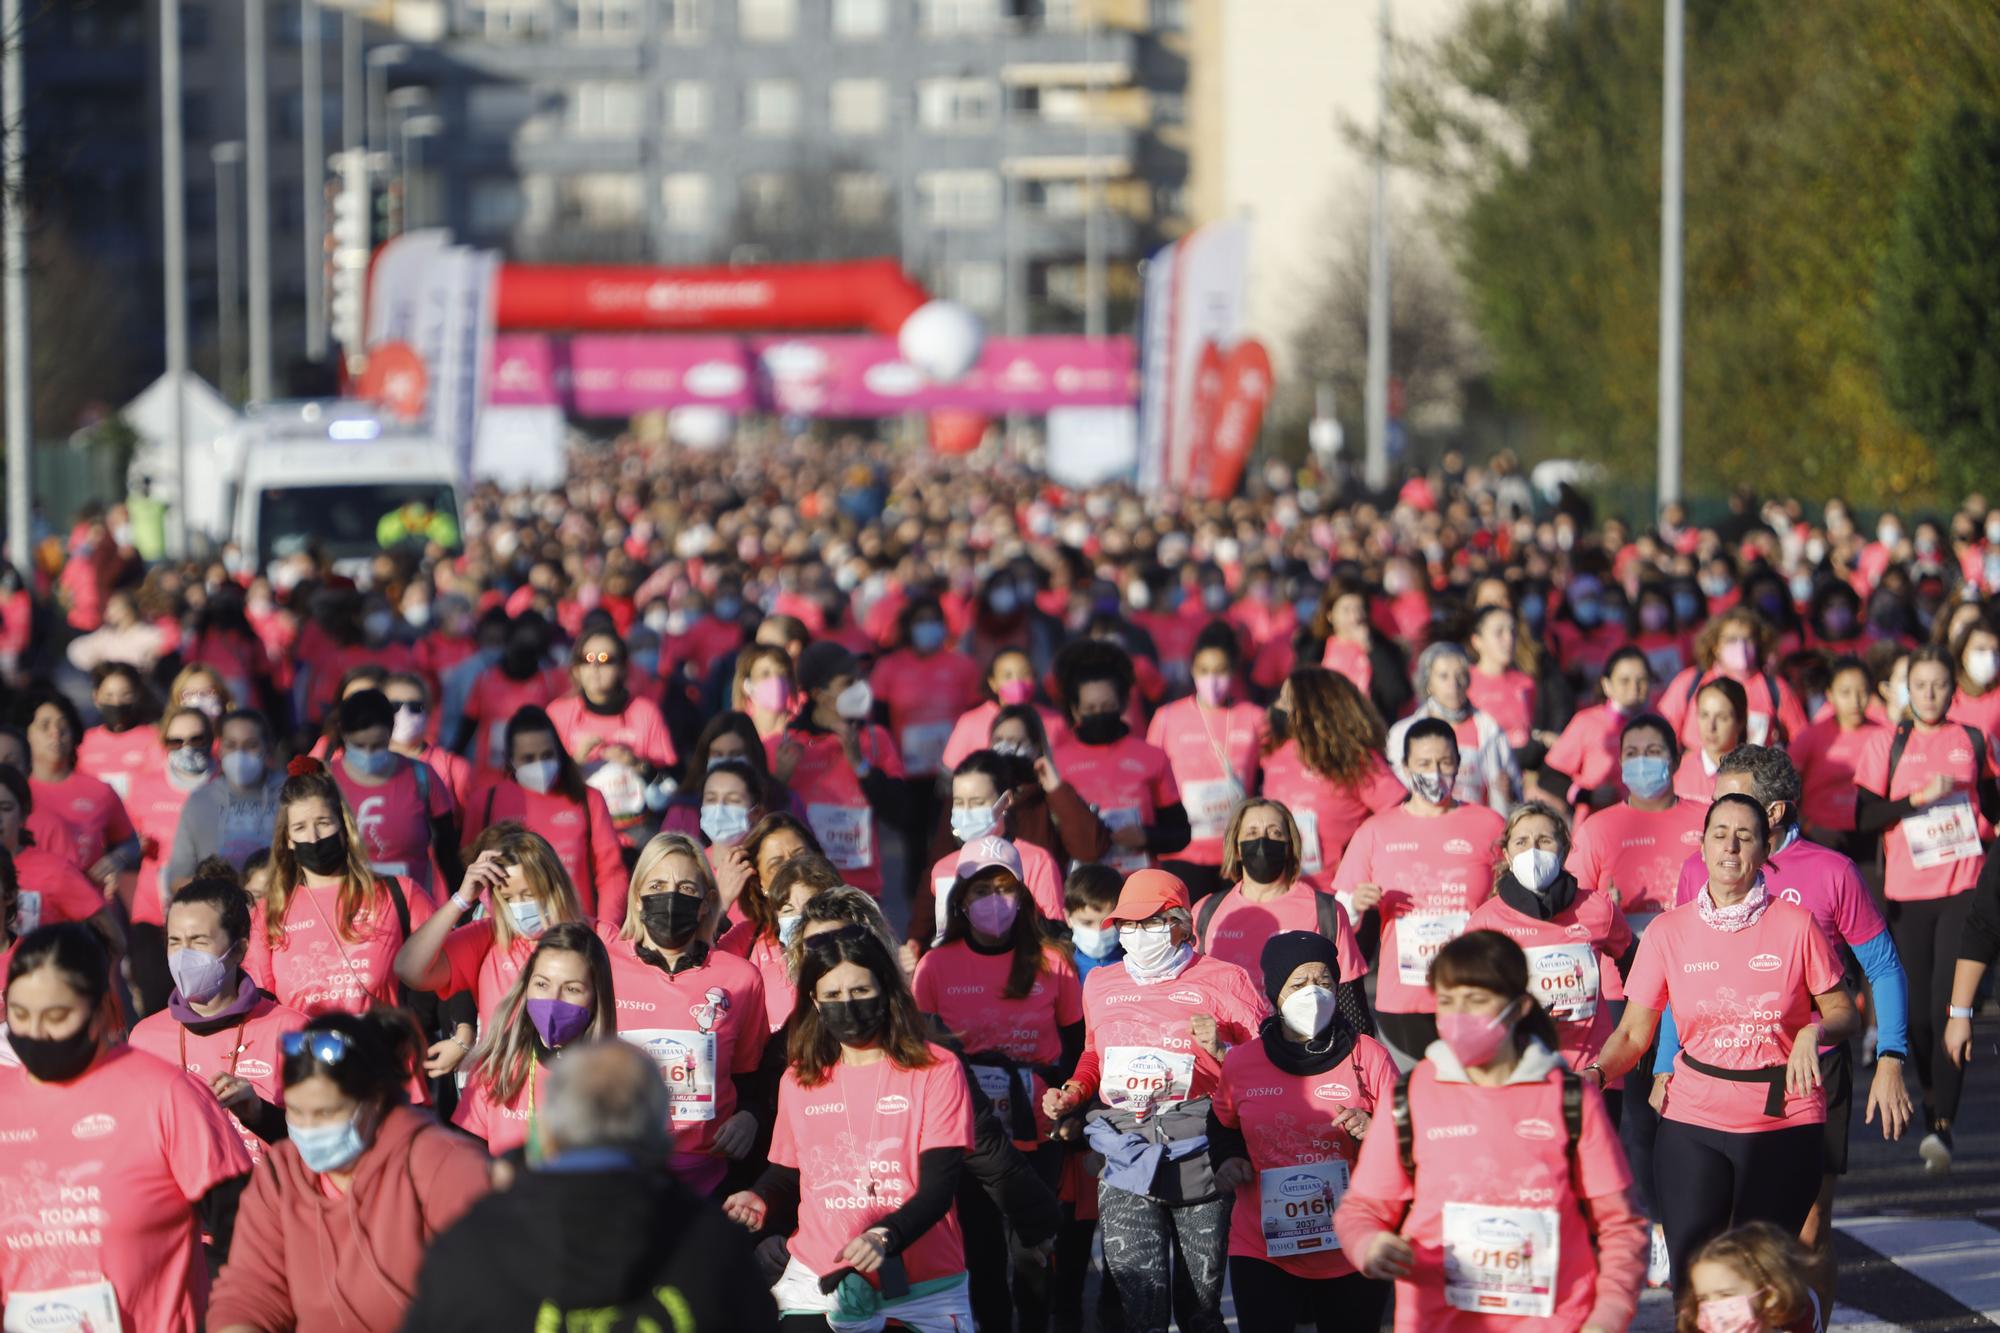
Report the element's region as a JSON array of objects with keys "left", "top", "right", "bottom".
[{"left": 1949, "top": 1005, "right": 1977, "bottom": 1019}]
